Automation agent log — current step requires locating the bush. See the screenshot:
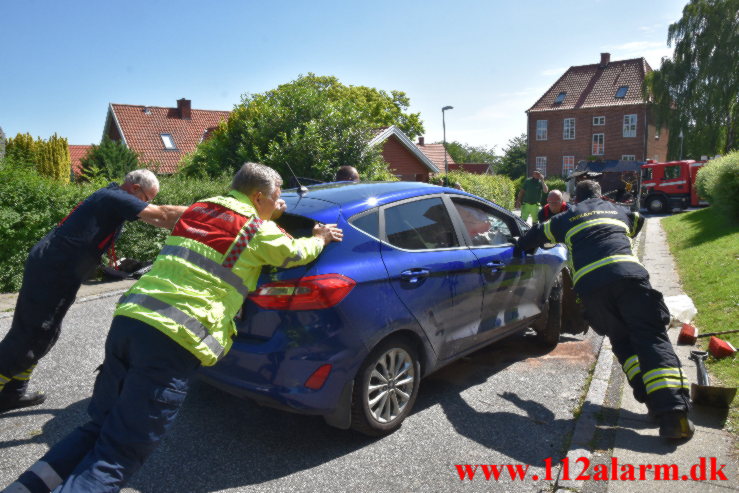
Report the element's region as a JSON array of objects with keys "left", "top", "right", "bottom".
[
  {"left": 695, "top": 151, "right": 739, "bottom": 222},
  {"left": 429, "top": 171, "right": 516, "bottom": 209},
  {"left": 0, "top": 164, "right": 232, "bottom": 293},
  {"left": 0, "top": 161, "right": 105, "bottom": 292}
]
